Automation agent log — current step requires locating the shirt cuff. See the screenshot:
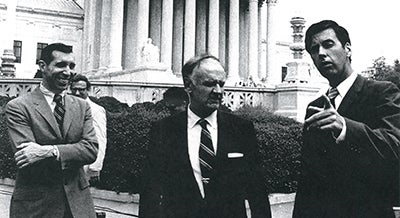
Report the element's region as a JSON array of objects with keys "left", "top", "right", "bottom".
[{"left": 333, "top": 116, "right": 346, "bottom": 144}]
